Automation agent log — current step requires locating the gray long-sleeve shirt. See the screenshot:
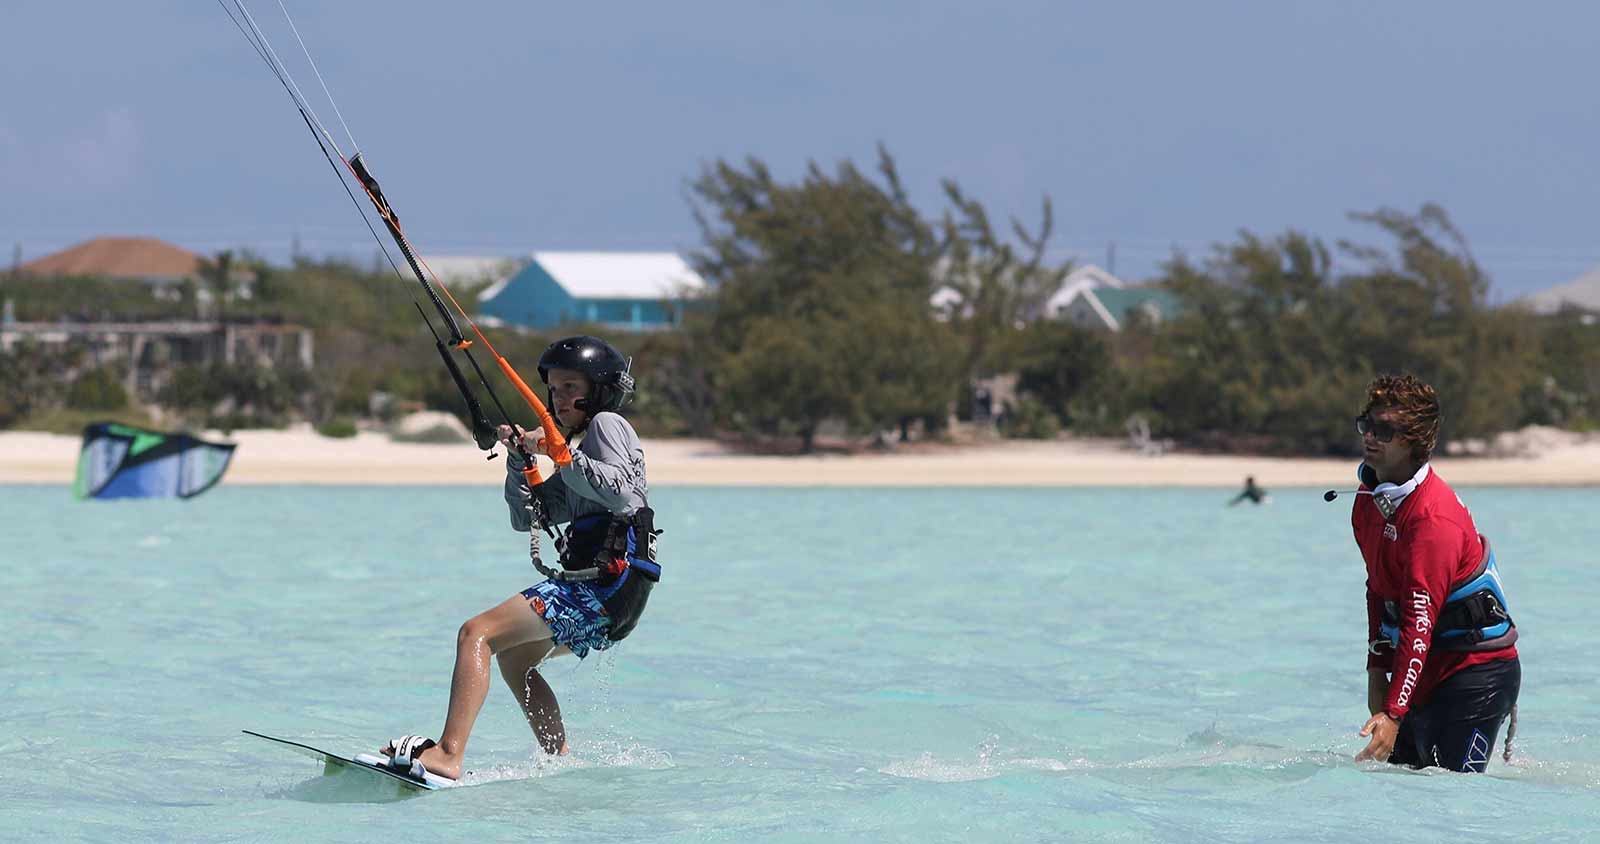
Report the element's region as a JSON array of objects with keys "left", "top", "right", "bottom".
[{"left": 504, "top": 411, "right": 648, "bottom": 531}]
